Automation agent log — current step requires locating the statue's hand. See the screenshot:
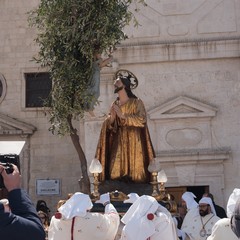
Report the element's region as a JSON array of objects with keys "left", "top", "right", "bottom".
[
  {"left": 113, "top": 104, "right": 125, "bottom": 119},
  {"left": 109, "top": 104, "right": 116, "bottom": 123}
]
